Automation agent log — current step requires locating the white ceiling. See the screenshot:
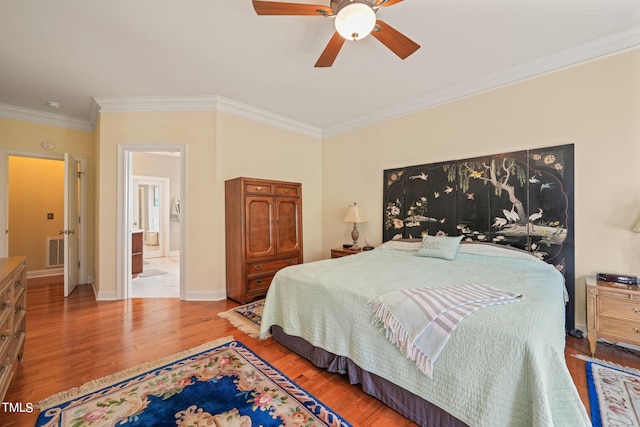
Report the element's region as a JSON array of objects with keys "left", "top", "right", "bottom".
[{"left": 1, "top": 0, "right": 639, "bottom": 137}]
